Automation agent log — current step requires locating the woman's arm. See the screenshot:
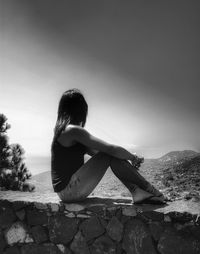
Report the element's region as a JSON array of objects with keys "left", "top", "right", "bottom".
[
  {"left": 85, "top": 147, "right": 98, "bottom": 156},
  {"left": 60, "top": 125, "right": 137, "bottom": 161}
]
